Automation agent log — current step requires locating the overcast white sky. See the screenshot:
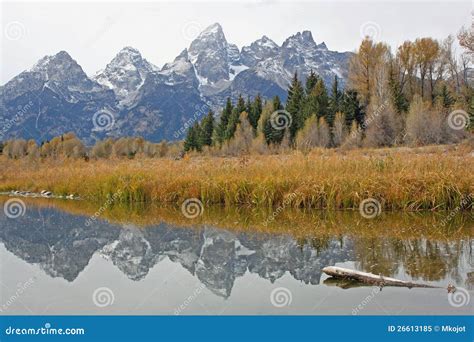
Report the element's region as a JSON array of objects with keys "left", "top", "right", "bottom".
[{"left": 0, "top": 0, "right": 472, "bottom": 84}]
